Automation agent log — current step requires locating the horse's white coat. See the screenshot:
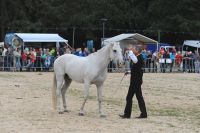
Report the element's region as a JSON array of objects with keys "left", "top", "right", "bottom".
[{"left": 52, "top": 43, "right": 123, "bottom": 116}]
